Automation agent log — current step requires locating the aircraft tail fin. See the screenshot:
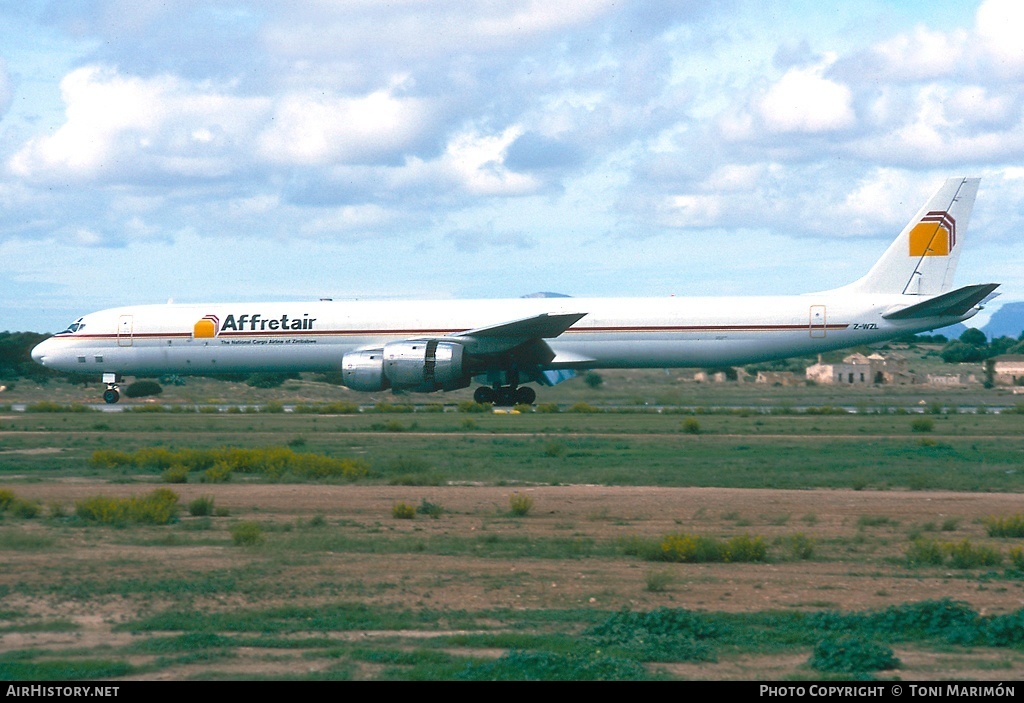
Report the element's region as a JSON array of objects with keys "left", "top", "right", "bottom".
[{"left": 847, "top": 177, "right": 979, "bottom": 296}]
